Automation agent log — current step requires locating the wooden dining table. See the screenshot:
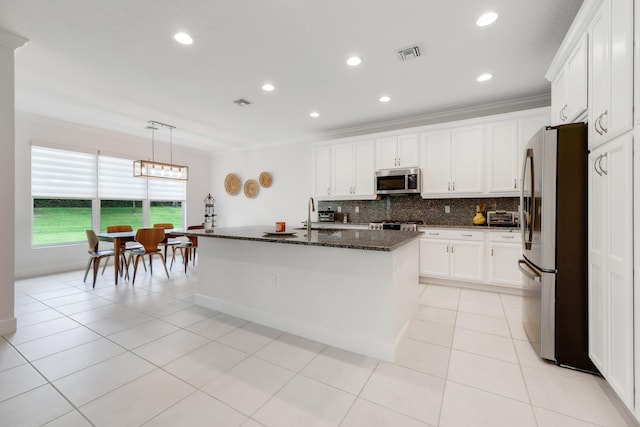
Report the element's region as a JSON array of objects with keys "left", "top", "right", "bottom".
[{"left": 96, "top": 229, "right": 179, "bottom": 284}]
